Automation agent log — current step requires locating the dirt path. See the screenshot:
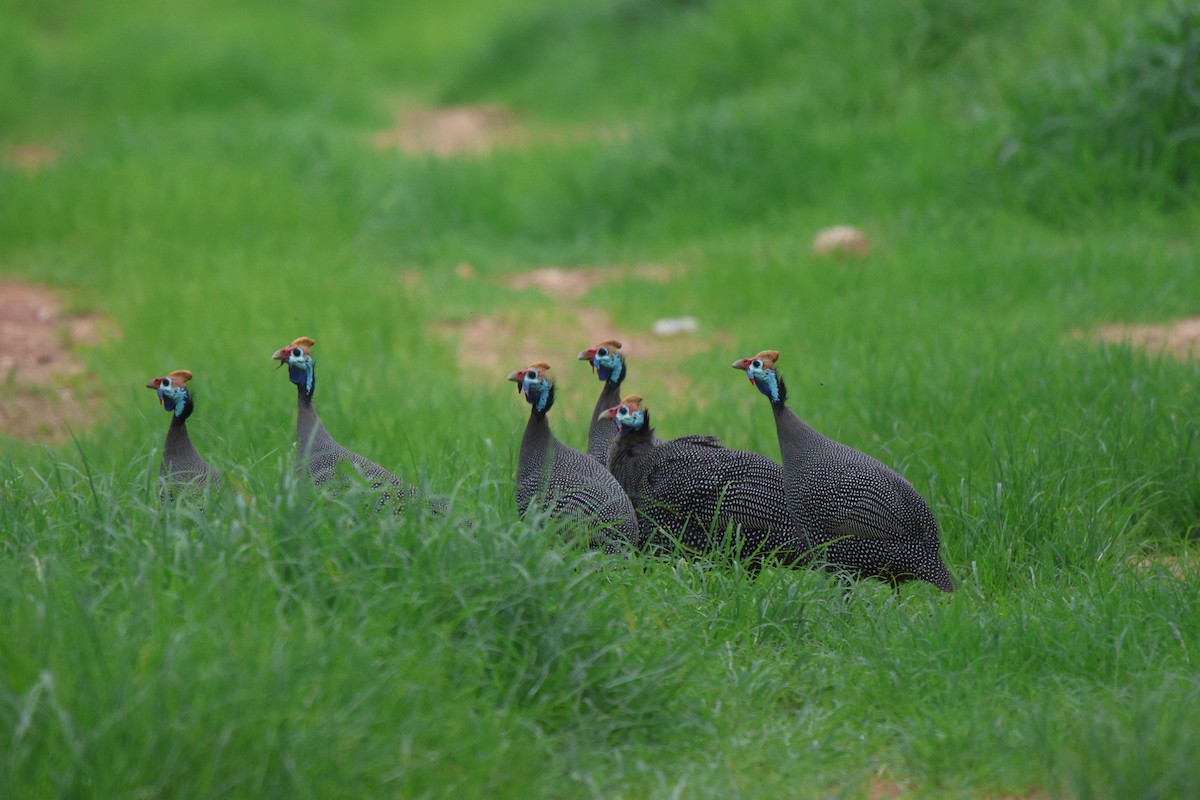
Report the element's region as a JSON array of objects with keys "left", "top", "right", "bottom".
[{"left": 0, "top": 279, "right": 114, "bottom": 442}]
